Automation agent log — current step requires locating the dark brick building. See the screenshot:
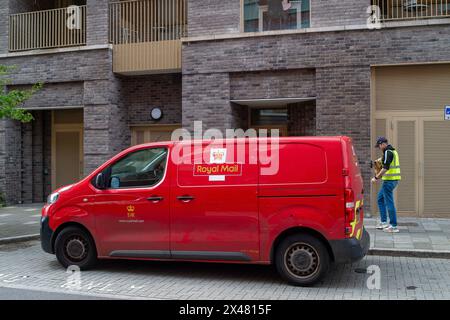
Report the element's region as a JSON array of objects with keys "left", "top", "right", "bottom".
[{"left": 1, "top": 0, "right": 450, "bottom": 217}]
